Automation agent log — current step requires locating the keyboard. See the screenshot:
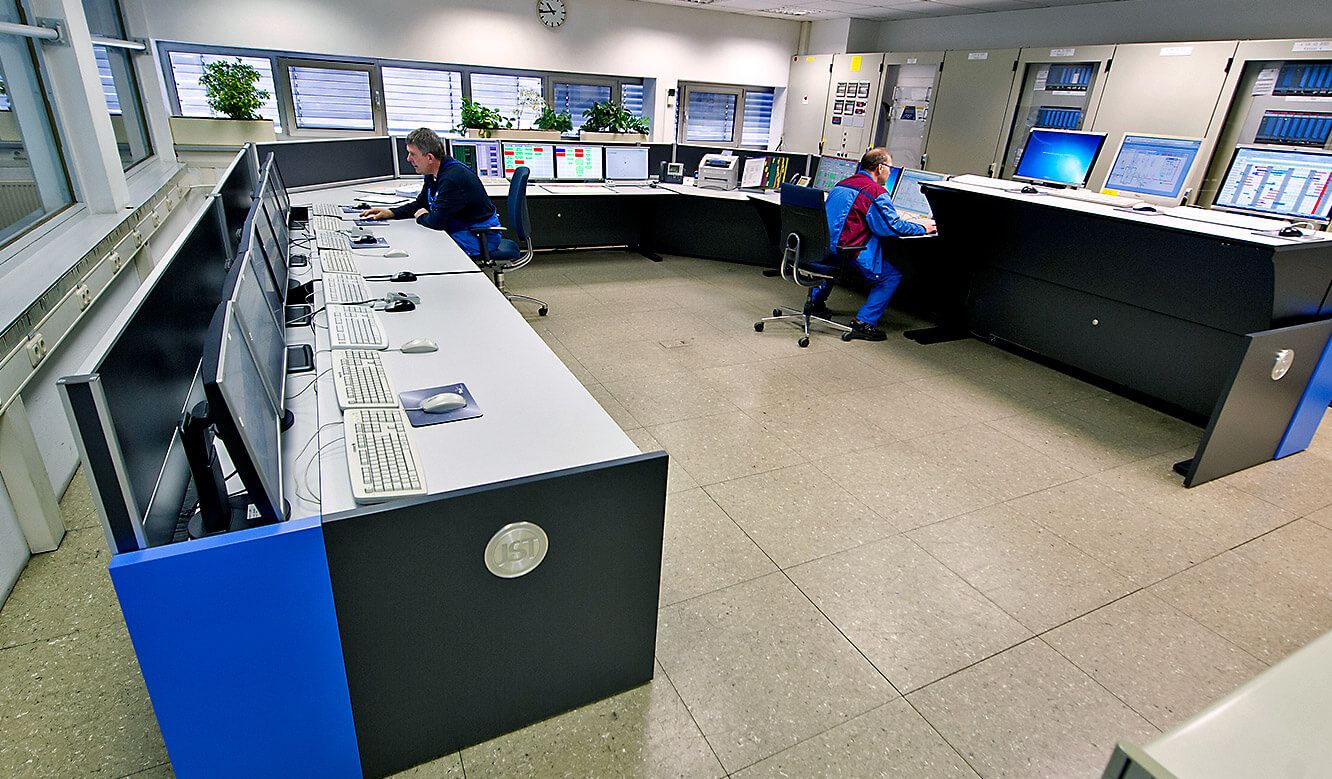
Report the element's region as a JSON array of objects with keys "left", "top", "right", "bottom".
[
  {"left": 320, "top": 248, "right": 358, "bottom": 274},
  {"left": 1053, "top": 189, "right": 1137, "bottom": 208},
  {"left": 310, "top": 203, "right": 344, "bottom": 217},
  {"left": 343, "top": 408, "right": 427, "bottom": 503},
  {"left": 322, "top": 272, "right": 371, "bottom": 304},
  {"left": 311, "top": 215, "right": 347, "bottom": 232},
  {"left": 326, "top": 304, "right": 388, "bottom": 350},
  {"left": 607, "top": 179, "right": 655, "bottom": 187},
  {"left": 316, "top": 230, "right": 352, "bottom": 251},
  {"left": 1164, "top": 206, "right": 1291, "bottom": 231},
  {"left": 330, "top": 349, "right": 399, "bottom": 409}
]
